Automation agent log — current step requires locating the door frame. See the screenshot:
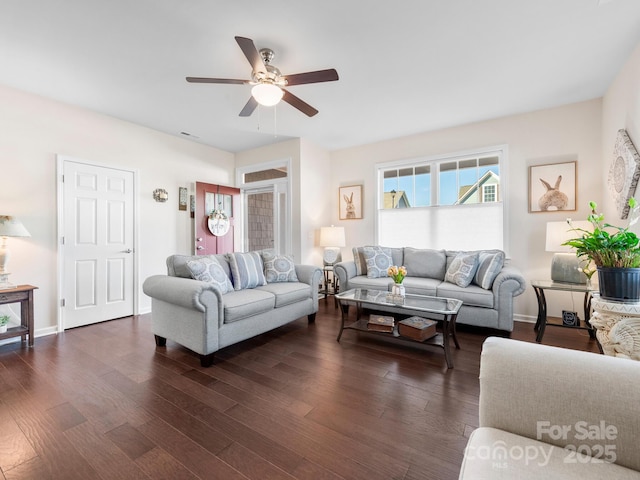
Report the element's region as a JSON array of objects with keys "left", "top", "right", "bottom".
[
  {"left": 56, "top": 155, "right": 140, "bottom": 332},
  {"left": 236, "top": 158, "right": 292, "bottom": 254}
]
